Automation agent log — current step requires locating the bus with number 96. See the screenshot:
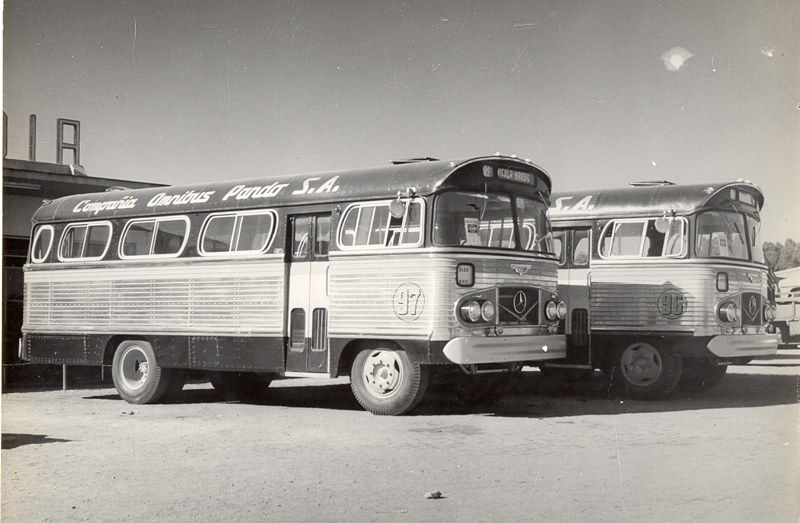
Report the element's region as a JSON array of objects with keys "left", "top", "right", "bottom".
[{"left": 542, "top": 180, "right": 778, "bottom": 399}]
